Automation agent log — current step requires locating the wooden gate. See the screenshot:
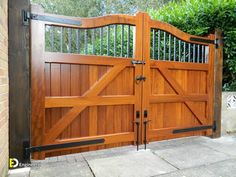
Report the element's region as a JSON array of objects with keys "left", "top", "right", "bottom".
[{"left": 29, "top": 5, "right": 222, "bottom": 159}]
